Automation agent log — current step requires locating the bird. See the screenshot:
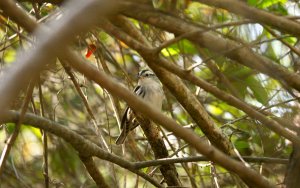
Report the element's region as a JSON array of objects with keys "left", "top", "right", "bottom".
[{"left": 115, "top": 69, "right": 165, "bottom": 145}]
